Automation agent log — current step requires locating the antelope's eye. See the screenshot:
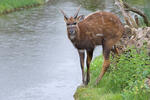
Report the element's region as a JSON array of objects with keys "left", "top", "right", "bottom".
[
  {"left": 73, "top": 22, "right": 77, "bottom": 25},
  {"left": 66, "top": 23, "right": 70, "bottom": 25}
]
